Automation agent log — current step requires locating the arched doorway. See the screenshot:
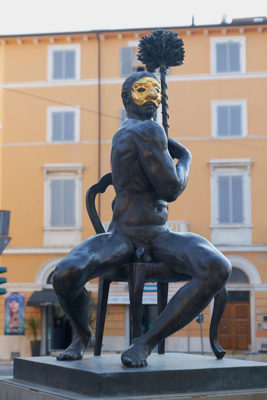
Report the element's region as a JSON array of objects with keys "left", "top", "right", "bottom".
[{"left": 218, "top": 266, "right": 251, "bottom": 351}]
